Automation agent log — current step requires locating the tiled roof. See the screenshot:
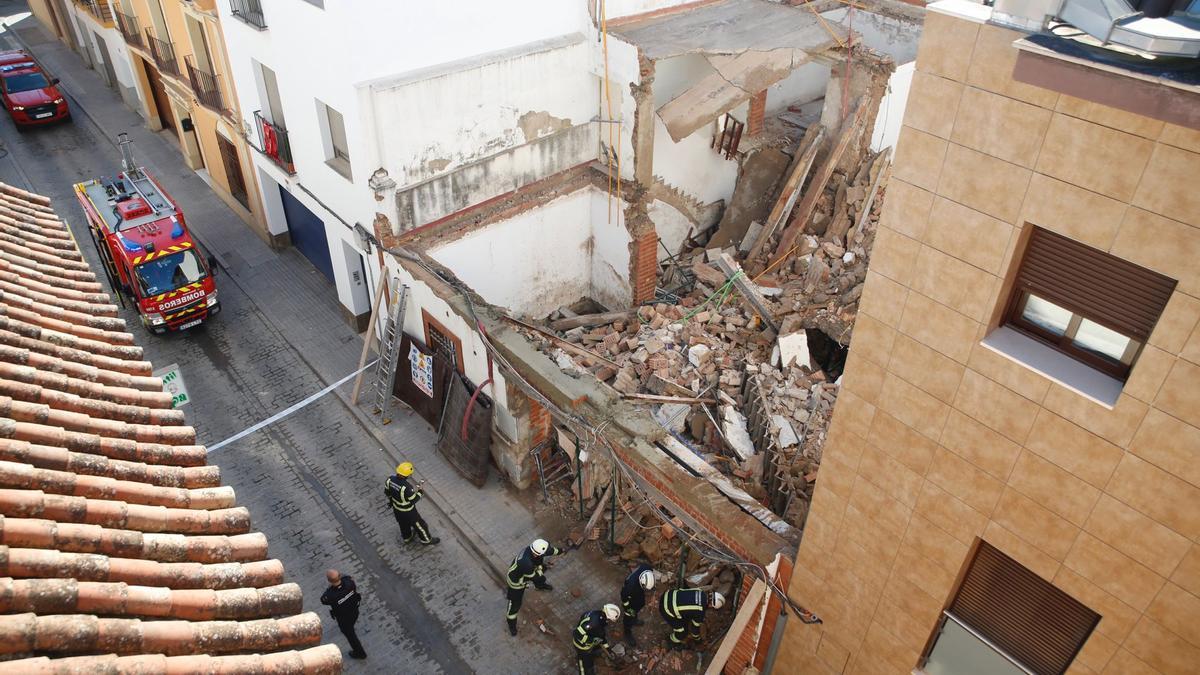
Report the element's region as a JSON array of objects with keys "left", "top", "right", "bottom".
[{"left": 0, "top": 182, "right": 341, "bottom": 672}]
